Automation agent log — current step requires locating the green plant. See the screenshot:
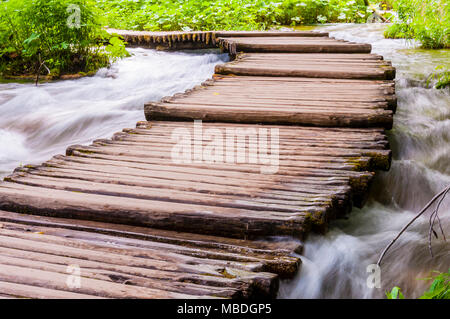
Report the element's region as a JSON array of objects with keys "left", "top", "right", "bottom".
[
  {"left": 95, "top": 0, "right": 371, "bottom": 32},
  {"left": 386, "top": 269, "right": 450, "bottom": 299},
  {"left": 384, "top": 0, "right": 449, "bottom": 49},
  {"left": 0, "top": 0, "right": 129, "bottom": 77},
  {"left": 427, "top": 65, "right": 450, "bottom": 89},
  {"left": 386, "top": 286, "right": 405, "bottom": 299},
  {"left": 419, "top": 269, "right": 450, "bottom": 299}
]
